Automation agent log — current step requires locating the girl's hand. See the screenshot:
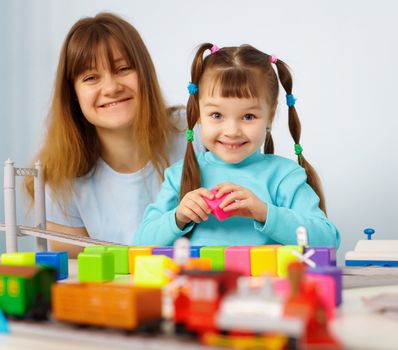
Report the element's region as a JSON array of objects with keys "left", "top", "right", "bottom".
[
  {"left": 213, "top": 182, "right": 268, "bottom": 222},
  {"left": 175, "top": 188, "right": 214, "bottom": 229}
]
